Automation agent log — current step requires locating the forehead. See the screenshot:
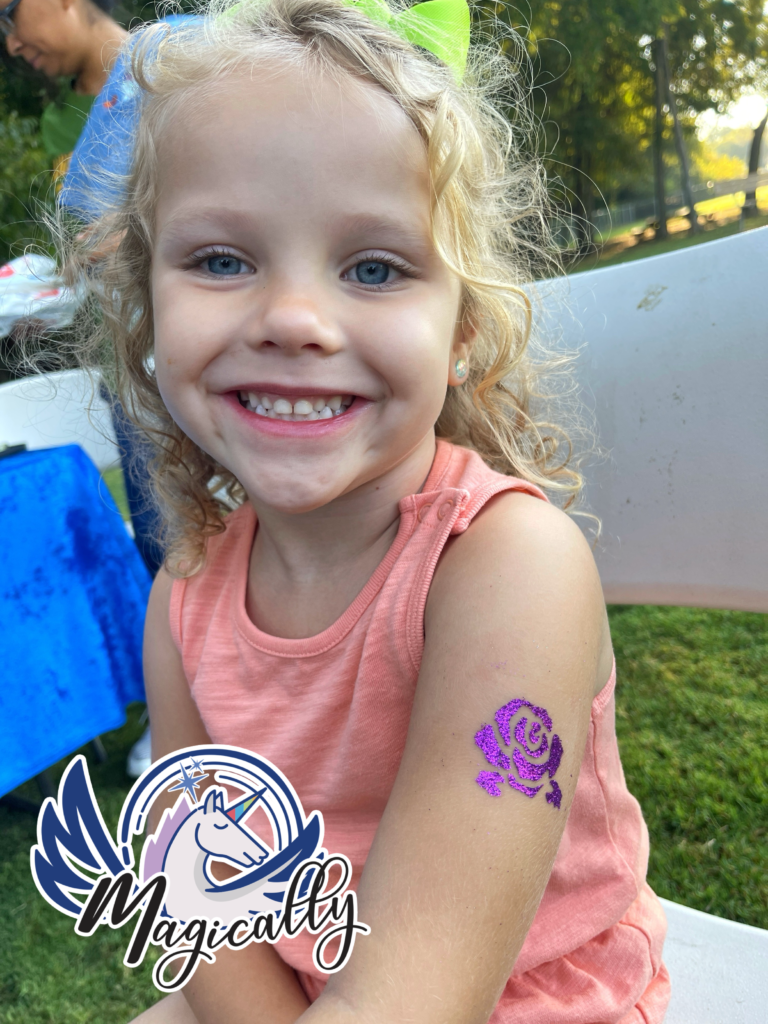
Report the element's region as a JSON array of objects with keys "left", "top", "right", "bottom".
[
  {"left": 4, "top": 0, "right": 63, "bottom": 26},
  {"left": 153, "top": 63, "right": 431, "bottom": 237}
]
